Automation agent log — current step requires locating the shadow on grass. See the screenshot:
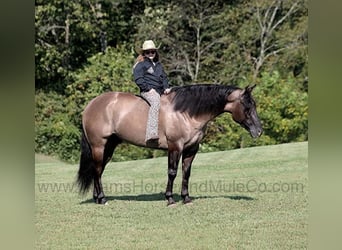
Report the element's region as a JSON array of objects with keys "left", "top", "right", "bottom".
[
  {"left": 80, "top": 193, "right": 254, "bottom": 204},
  {"left": 194, "top": 195, "right": 255, "bottom": 201}
]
